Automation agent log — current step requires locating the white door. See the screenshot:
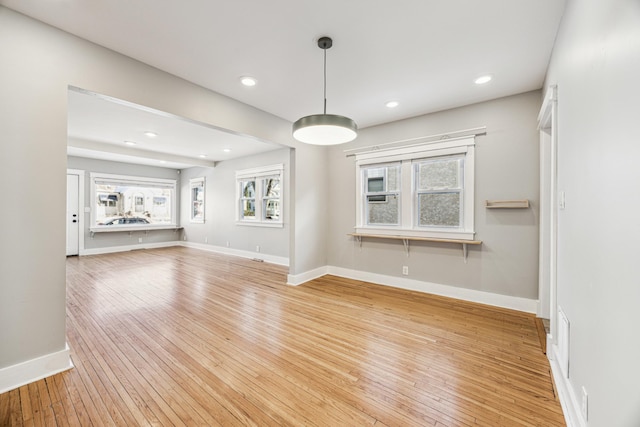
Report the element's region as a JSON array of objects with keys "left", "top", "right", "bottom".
[{"left": 66, "top": 174, "right": 80, "bottom": 256}]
